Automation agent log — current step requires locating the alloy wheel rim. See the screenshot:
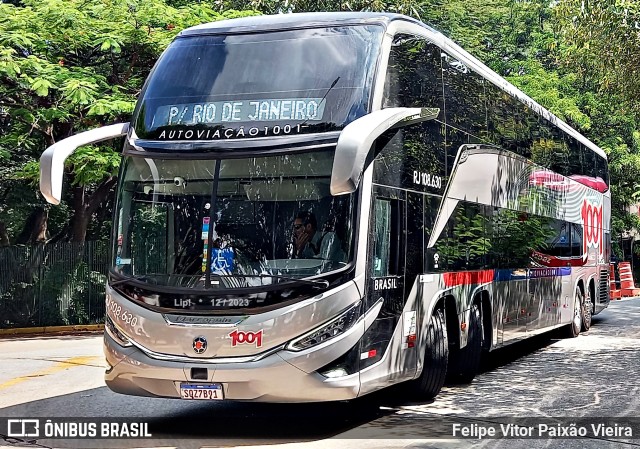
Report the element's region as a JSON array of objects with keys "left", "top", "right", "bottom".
[{"left": 573, "top": 294, "right": 582, "bottom": 330}]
